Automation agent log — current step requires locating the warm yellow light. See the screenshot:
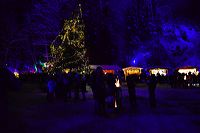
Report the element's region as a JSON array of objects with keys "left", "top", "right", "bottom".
[
  {"left": 103, "top": 70, "right": 114, "bottom": 74},
  {"left": 114, "top": 99, "right": 117, "bottom": 108},
  {"left": 150, "top": 68, "right": 168, "bottom": 76},
  {"left": 115, "top": 78, "right": 121, "bottom": 88},
  {"left": 178, "top": 68, "right": 199, "bottom": 75},
  {"left": 64, "top": 68, "right": 70, "bottom": 74},
  {"left": 14, "top": 72, "right": 19, "bottom": 78},
  {"left": 48, "top": 3, "right": 88, "bottom": 74},
  {"left": 123, "top": 67, "right": 142, "bottom": 74}
]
